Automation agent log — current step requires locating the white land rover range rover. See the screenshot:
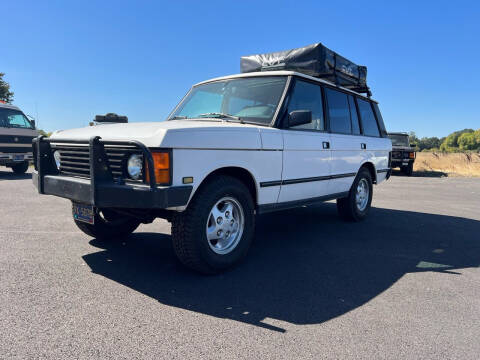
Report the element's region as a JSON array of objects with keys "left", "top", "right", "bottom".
[{"left": 33, "top": 46, "right": 392, "bottom": 274}]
